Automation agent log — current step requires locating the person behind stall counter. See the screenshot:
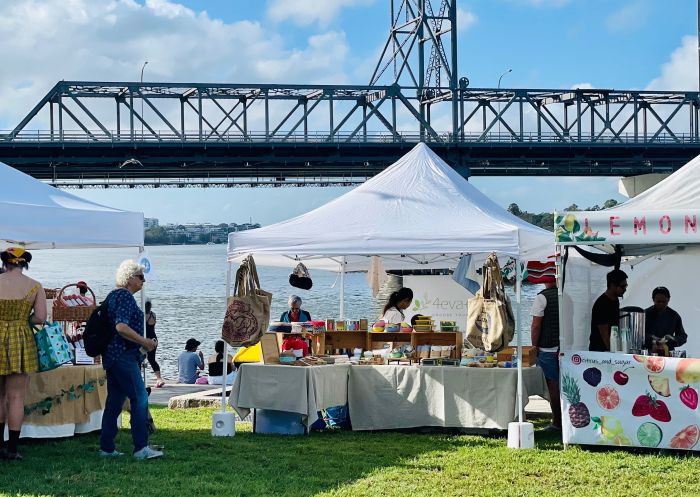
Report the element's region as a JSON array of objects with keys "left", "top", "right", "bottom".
[
  {"left": 381, "top": 287, "right": 413, "bottom": 324},
  {"left": 645, "top": 286, "right": 687, "bottom": 354},
  {"left": 280, "top": 295, "right": 311, "bottom": 322},
  {"left": 589, "top": 269, "right": 628, "bottom": 352}
]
